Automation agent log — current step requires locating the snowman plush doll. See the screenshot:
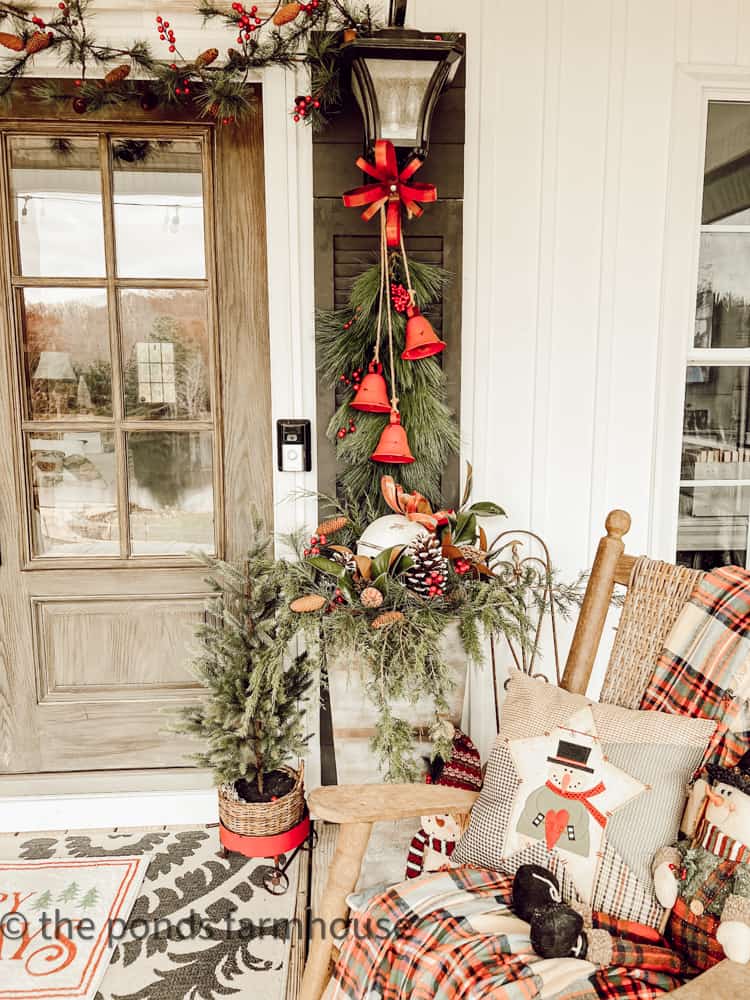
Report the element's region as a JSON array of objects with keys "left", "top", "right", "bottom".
[
  {"left": 652, "top": 750, "right": 750, "bottom": 968},
  {"left": 405, "top": 727, "right": 483, "bottom": 879}
]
